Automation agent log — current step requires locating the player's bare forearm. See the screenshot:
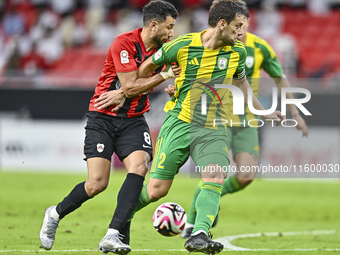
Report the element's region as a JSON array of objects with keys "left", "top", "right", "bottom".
[
  {"left": 138, "top": 57, "right": 159, "bottom": 78},
  {"left": 125, "top": 74, "right": 166, "bottom": 98},
  {"left": 235, "top": 76, "right": 285, "bottom": 124},
  {"left": 274, "top": 74, "right": 309, "bottom": 136},
  {"left": 119, "top": 58, "right": 180, "bottom": 98},
  {"left": 274, "top": 74, "right": 299, "bottom": 116},
  {"left": 116, "top": 58, "right": 164, "bottom": 98},
  {"left": 235, "top": 76, "right": 265, "bottom": 112}
]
